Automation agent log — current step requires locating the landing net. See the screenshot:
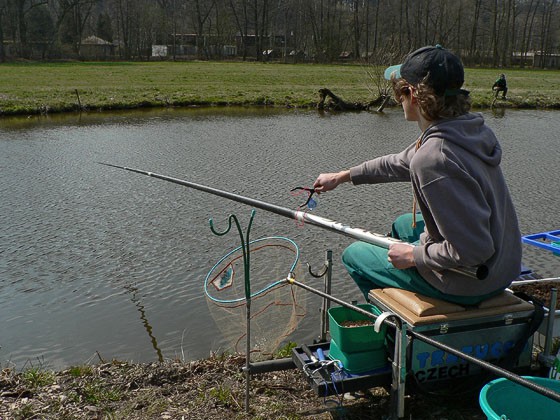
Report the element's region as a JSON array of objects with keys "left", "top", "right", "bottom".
[{"left": 204, "top": 236, "right": 306, "bottom": 359}]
